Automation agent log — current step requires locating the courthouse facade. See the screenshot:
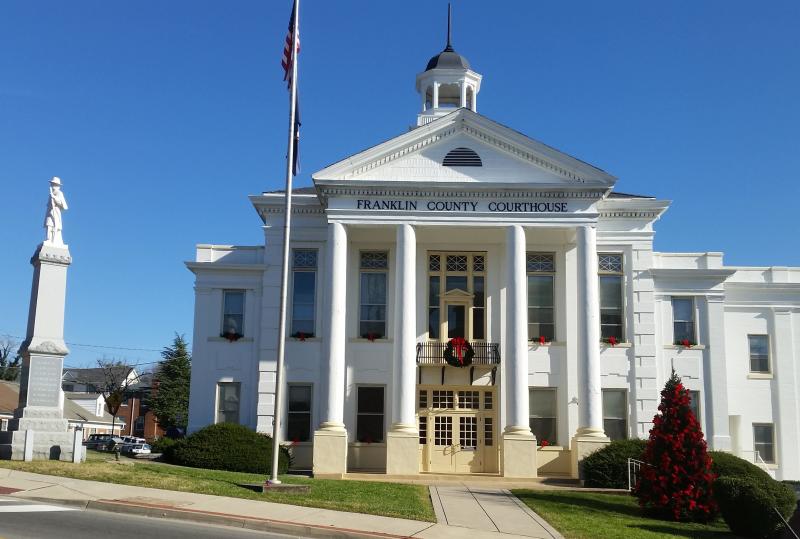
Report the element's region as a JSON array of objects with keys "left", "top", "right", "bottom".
[{"left": 186, "top": 37, "right": 800, "bottom": 480}]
